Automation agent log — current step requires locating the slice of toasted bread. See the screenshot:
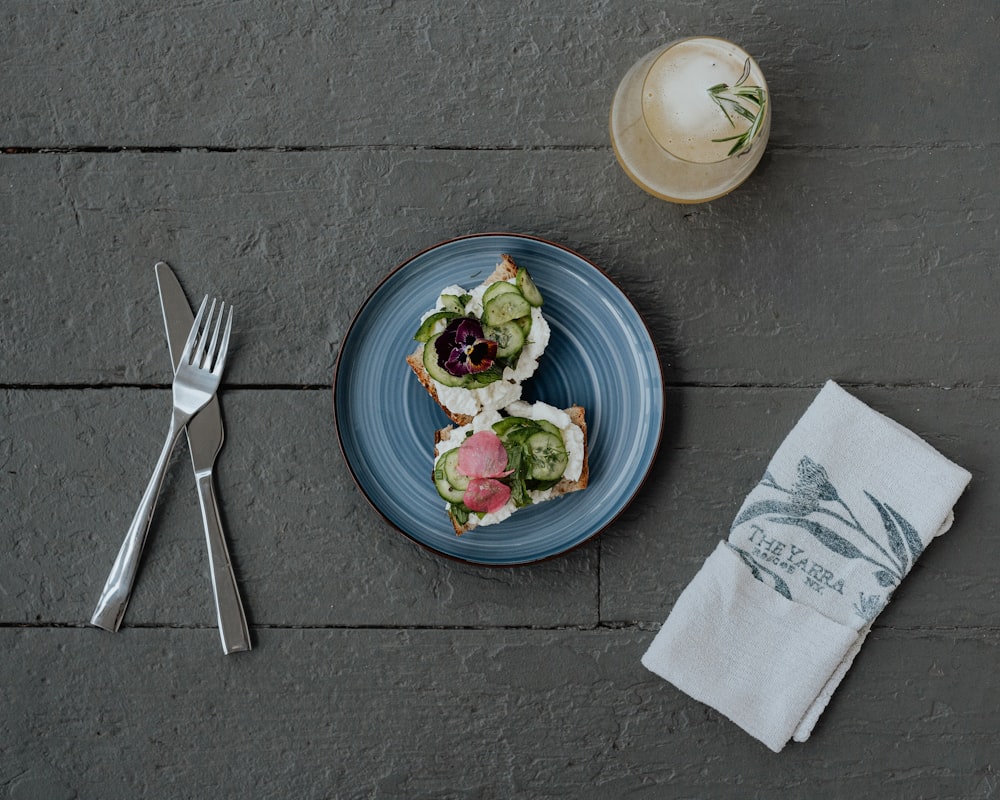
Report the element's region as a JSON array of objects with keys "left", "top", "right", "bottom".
[
  {"left": 434, "top": 405, "right": 589, "bottom": 535},
  {"left": 407, "top": 254, "right": 522, "bottom": 426}
]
